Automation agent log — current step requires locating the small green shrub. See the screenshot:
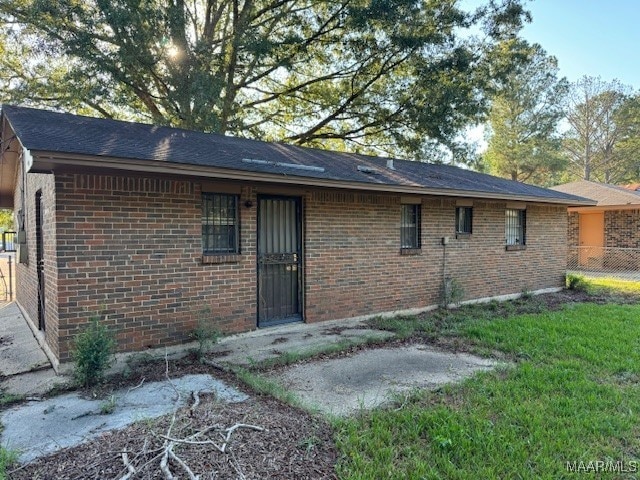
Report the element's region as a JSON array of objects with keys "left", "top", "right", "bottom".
[
  {"left": 192, "top": 306, "right": 221, "bottom": 362},
  {"left": 566, "top": 273, "right": 587, "bottom": 291},
  {"left": 72, "top": 315, "right": 115, "bottom": 387}
]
